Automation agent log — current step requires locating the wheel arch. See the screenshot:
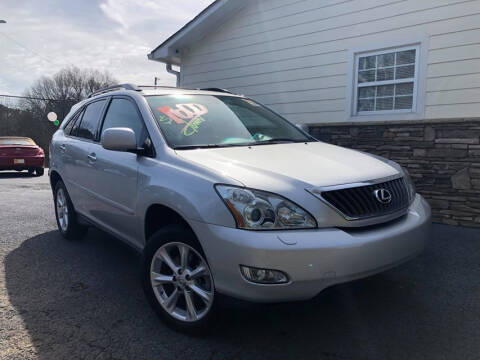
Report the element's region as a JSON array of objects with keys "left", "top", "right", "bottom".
[
  {"left": 49, "top": 170, "right": 62, "bottom": 191},
  {"left": 144, "top": 203, "right": 198, "bottom": 245}
]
